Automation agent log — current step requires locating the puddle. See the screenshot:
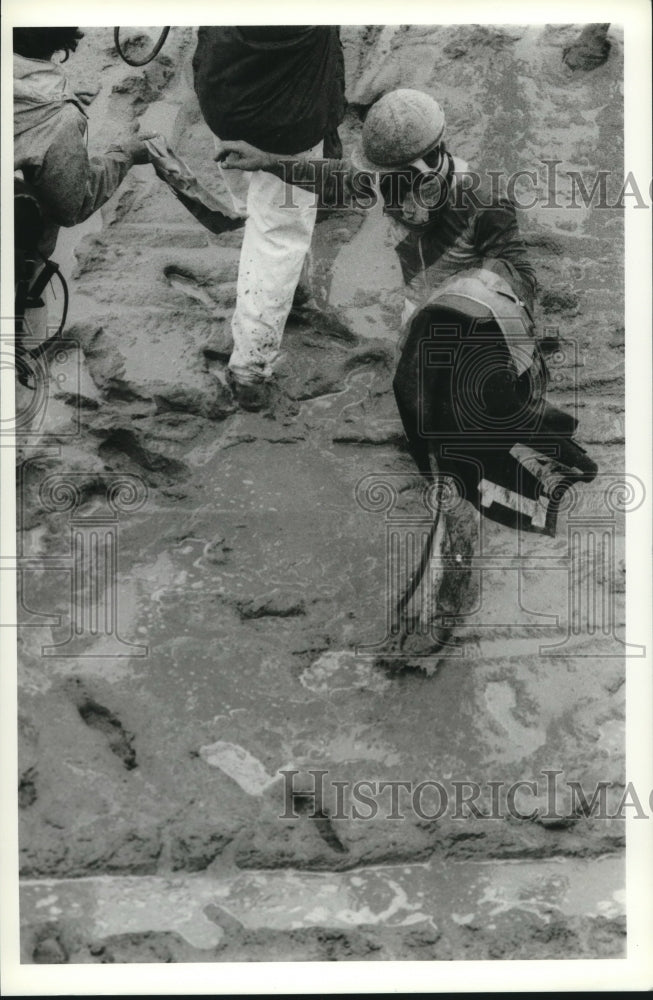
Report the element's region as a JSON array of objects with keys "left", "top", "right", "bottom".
[{"left": 328, "top": 201, "right": 402, "bottom": 341}]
